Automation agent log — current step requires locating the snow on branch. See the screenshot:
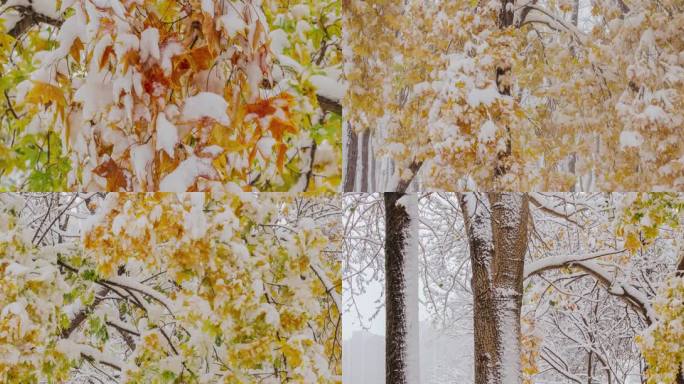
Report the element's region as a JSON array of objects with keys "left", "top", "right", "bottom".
[
  {"left": 107, "top": 276, "right": 175, "bottom": 315},
  {"left": 517, "top": 4, "right": 587, "bottom": 44},
  {"left": 573, "top": 260, "right": 656, "bottom": 324},
  {"left": 310, "top": 260, "right": 341, "bottom": 310},
  {"left": 524, "top": 250, "right": 657, "bottom": 324},
  {"left": 523, "top": 249, "right": 625, "bottom": 279},
  {"left": 1, "top": 1, "right": 63, "bottom": 38},
  {"left": 56, "top": 340, "right": 124, "bottom": 371},
  {"left": 529, "top": 192, "right": 586, "bottom": 227}
]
